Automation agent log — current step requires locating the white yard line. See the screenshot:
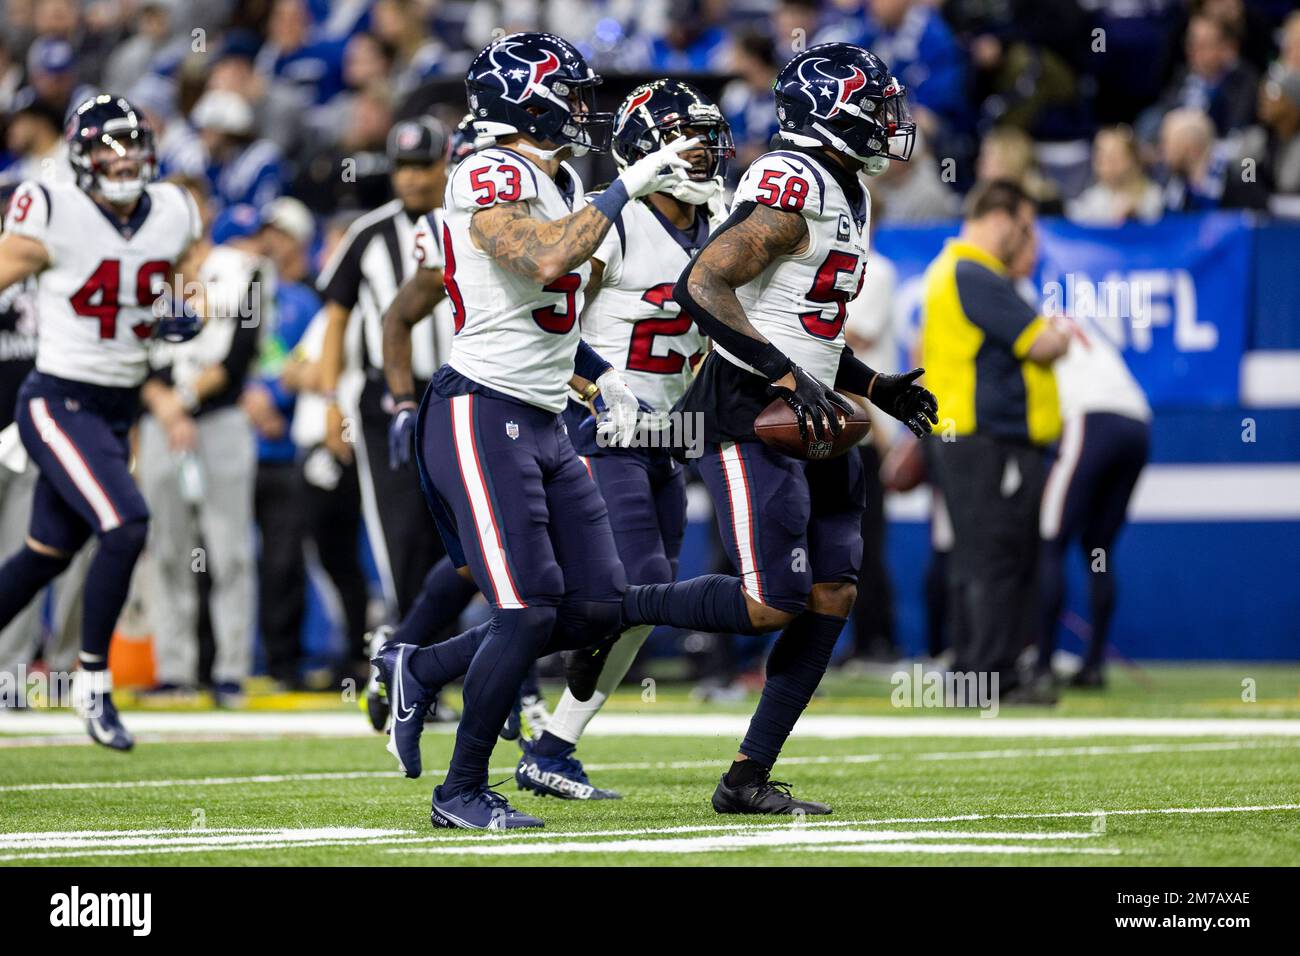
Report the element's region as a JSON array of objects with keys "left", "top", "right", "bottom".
[
  {"left": 4, "top": 803, "right": 1298, "bottom": 862},
  {"left": 4, "top": 740, "right": 1294, "bottom": 794},
  {"left": 387, "top": 828, "right": 1119, "bottom": 857},
  {"left": 383, "top": 802, "right": 1300, "bottom": 850},
  {"left": 3, "top": 710, "right": 1300, "bottom": 743}
]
